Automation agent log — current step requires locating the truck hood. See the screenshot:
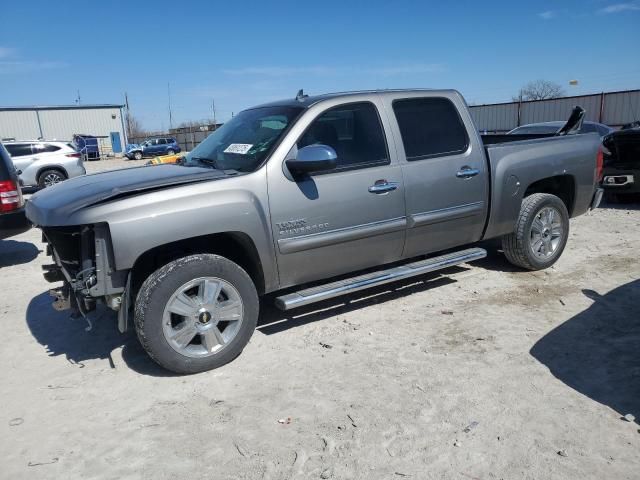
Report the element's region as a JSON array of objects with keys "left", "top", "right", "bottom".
[{"left": 26, "top": 164, "right": 227, "bottom": 226}]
